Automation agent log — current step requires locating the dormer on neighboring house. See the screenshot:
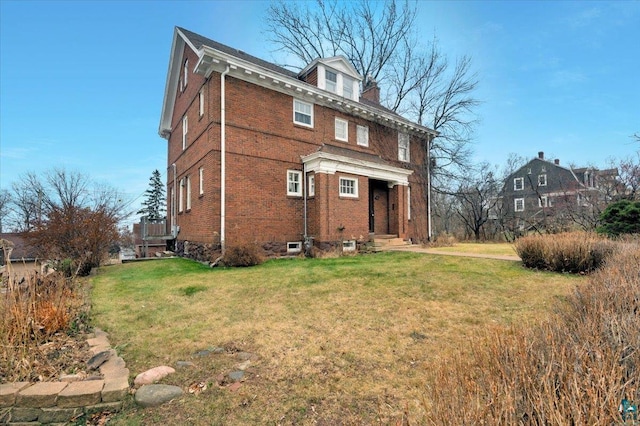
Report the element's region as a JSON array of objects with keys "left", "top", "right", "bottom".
[{"left": 298, "top": 57, "right": 363, "bottom": 102}]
